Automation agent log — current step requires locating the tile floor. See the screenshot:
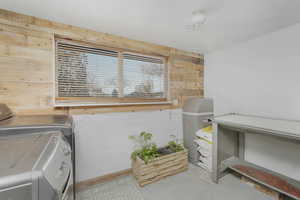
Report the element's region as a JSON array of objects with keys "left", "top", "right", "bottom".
[{"left": 77, "top": 164, "right": 273, "bottom": 200}]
